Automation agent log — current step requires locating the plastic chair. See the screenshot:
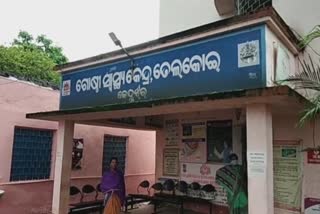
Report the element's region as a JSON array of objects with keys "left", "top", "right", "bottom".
[
  {"left": 149, "top": 182, "right": 163, "bottom": 194},
  {"left": 201, "top": 184, "right": 216, "bottom": 193},
  {"left": 176, "top": 180, "right": 189, "bottom": 194},
  {"left": 70, "top": 186, "right": 83, "bottom": 202},
  {"left": 137, "top": 180, "right": 150, "bottom": 195},
  {"left": 96, "top": 183, "right": 102, "bottom": 200},
  {"left": 189, "top": 182, "right": 201, "bottom": 191},
  {"left": 82, "top": 184, "right": 96, "bottom": 202},
  {"left": 163, "top": 179, "right": 175, "bottom": 194}
]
